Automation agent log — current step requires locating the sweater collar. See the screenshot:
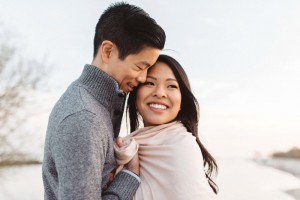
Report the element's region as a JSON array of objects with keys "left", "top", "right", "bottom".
[{"left": 77, "top": 64, "right": 126, "bottom": 108}]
